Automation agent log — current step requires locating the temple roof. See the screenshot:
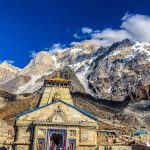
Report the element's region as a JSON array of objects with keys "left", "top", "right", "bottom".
[
  {"left": 45, "top": 72, "right": 71, "bottom": 83},
  {"left": 17, "top": 100, "right": 97, "bottom": 120}
]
